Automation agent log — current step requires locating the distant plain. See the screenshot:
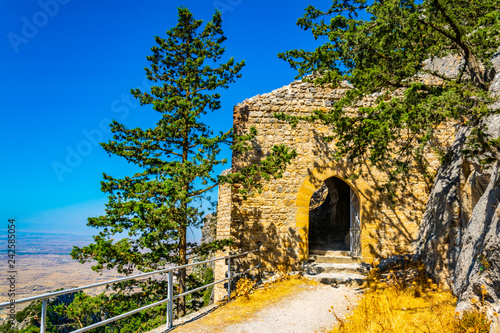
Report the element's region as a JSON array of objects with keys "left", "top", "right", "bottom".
[{"left": 0, "top": 233, "right": 121, "bottom": 319}]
